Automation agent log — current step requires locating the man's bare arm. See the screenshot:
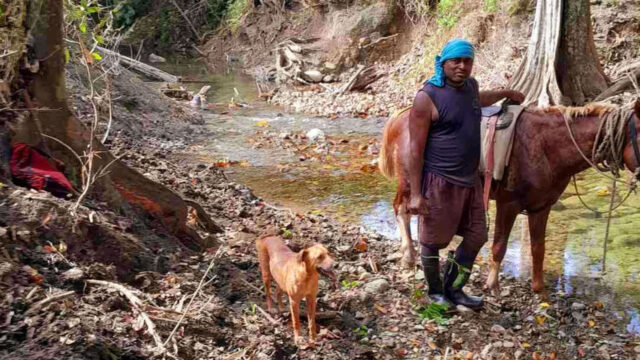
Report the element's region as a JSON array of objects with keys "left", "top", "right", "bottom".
[
  {"left": 478, "top": 89, "right": 525, "bottom": 107},
  {"left": 406, "top": 91, "right": 436, "bottom": 214}
]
